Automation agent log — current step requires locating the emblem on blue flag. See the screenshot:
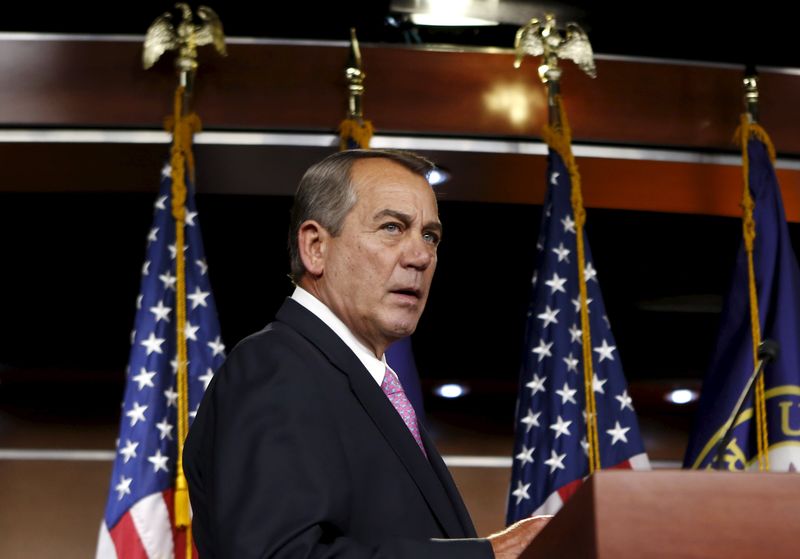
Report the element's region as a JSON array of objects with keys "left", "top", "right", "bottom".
[{"left": 685, "top": 122, "right": 800, "bottom": 472}]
